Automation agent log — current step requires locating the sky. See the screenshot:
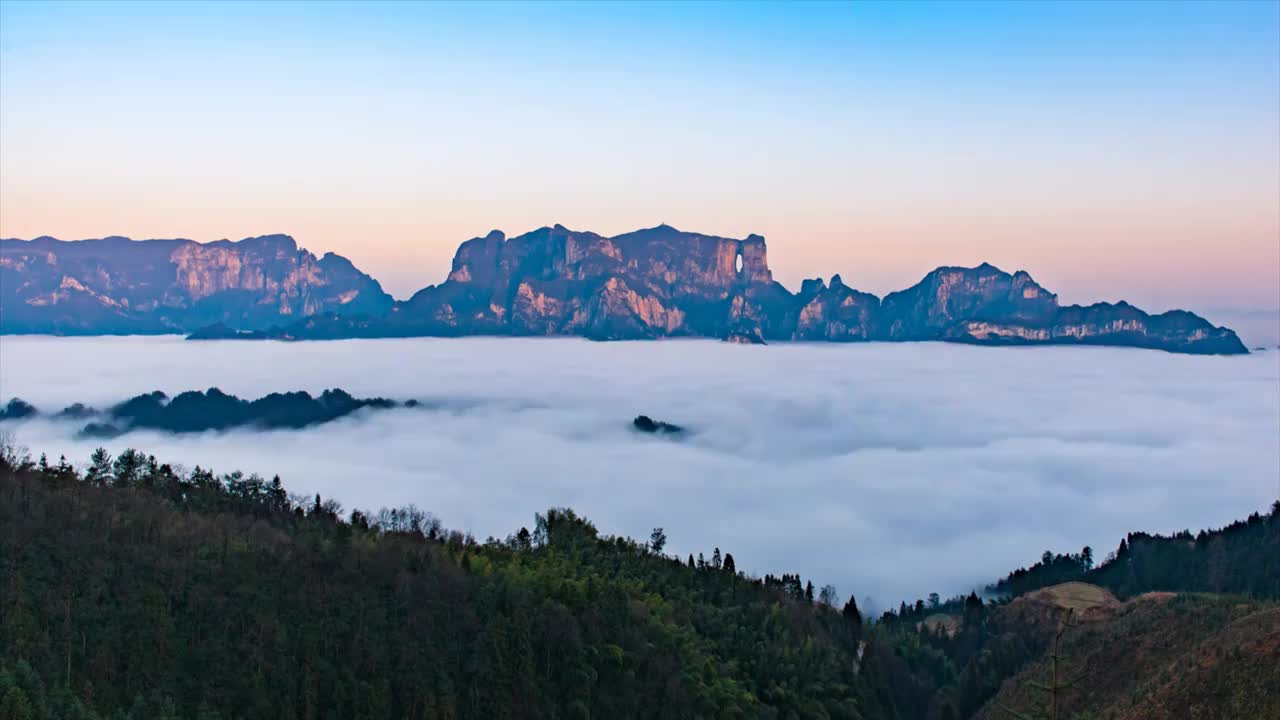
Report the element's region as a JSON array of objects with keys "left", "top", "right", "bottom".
[
  {"left": 1, "top": 336, "right": 1277, "bottom": 606},
  {"left": 1, "top": 0, "right": 1278, "bottom": 311}
]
